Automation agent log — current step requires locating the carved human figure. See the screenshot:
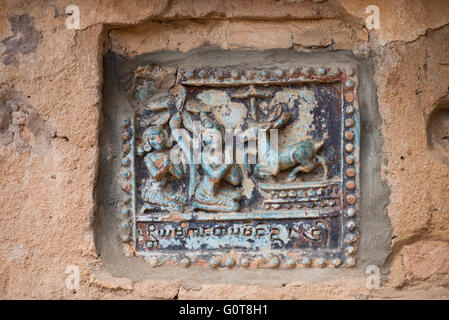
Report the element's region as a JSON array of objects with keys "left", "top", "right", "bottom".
[
  {"left": 140, "top": 126, "right": 186, "bottom": 212},
  {"left": 192, "top": 126, "right": 242, "bottom": 212}
]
